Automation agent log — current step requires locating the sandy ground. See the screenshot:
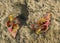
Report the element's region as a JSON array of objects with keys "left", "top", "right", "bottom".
[{"left": 0, "top": 0, "right": 60, "bottom": 43}]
